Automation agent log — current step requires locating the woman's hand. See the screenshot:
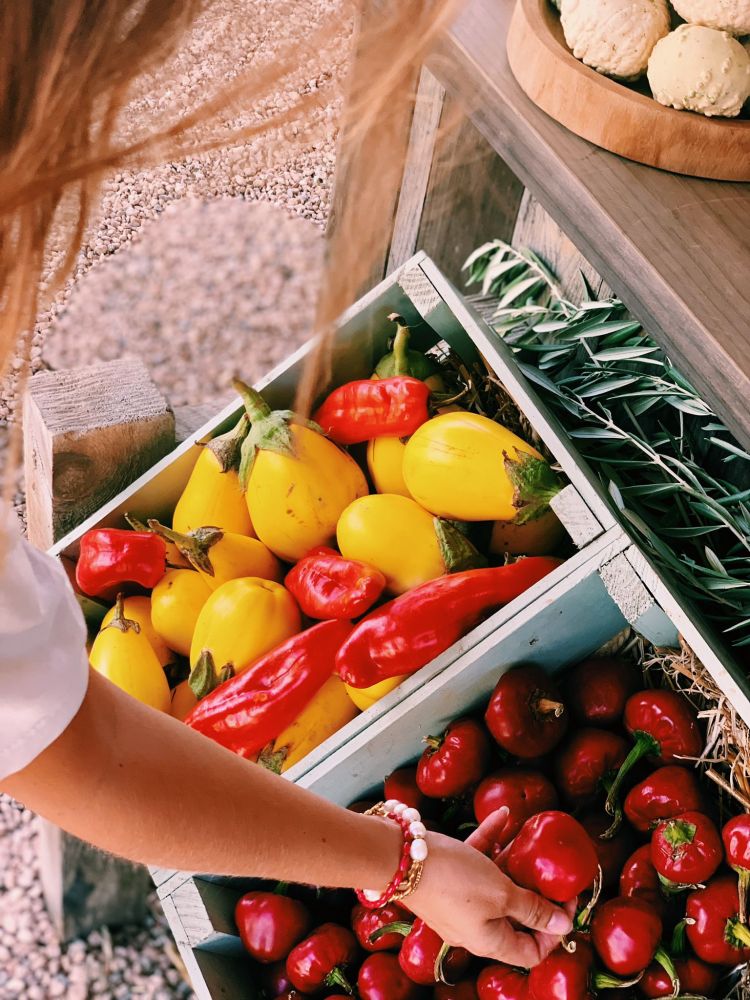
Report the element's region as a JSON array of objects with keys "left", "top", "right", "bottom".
[{"left": 407, "top": 807, "right": 574, "bottom": 968}]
